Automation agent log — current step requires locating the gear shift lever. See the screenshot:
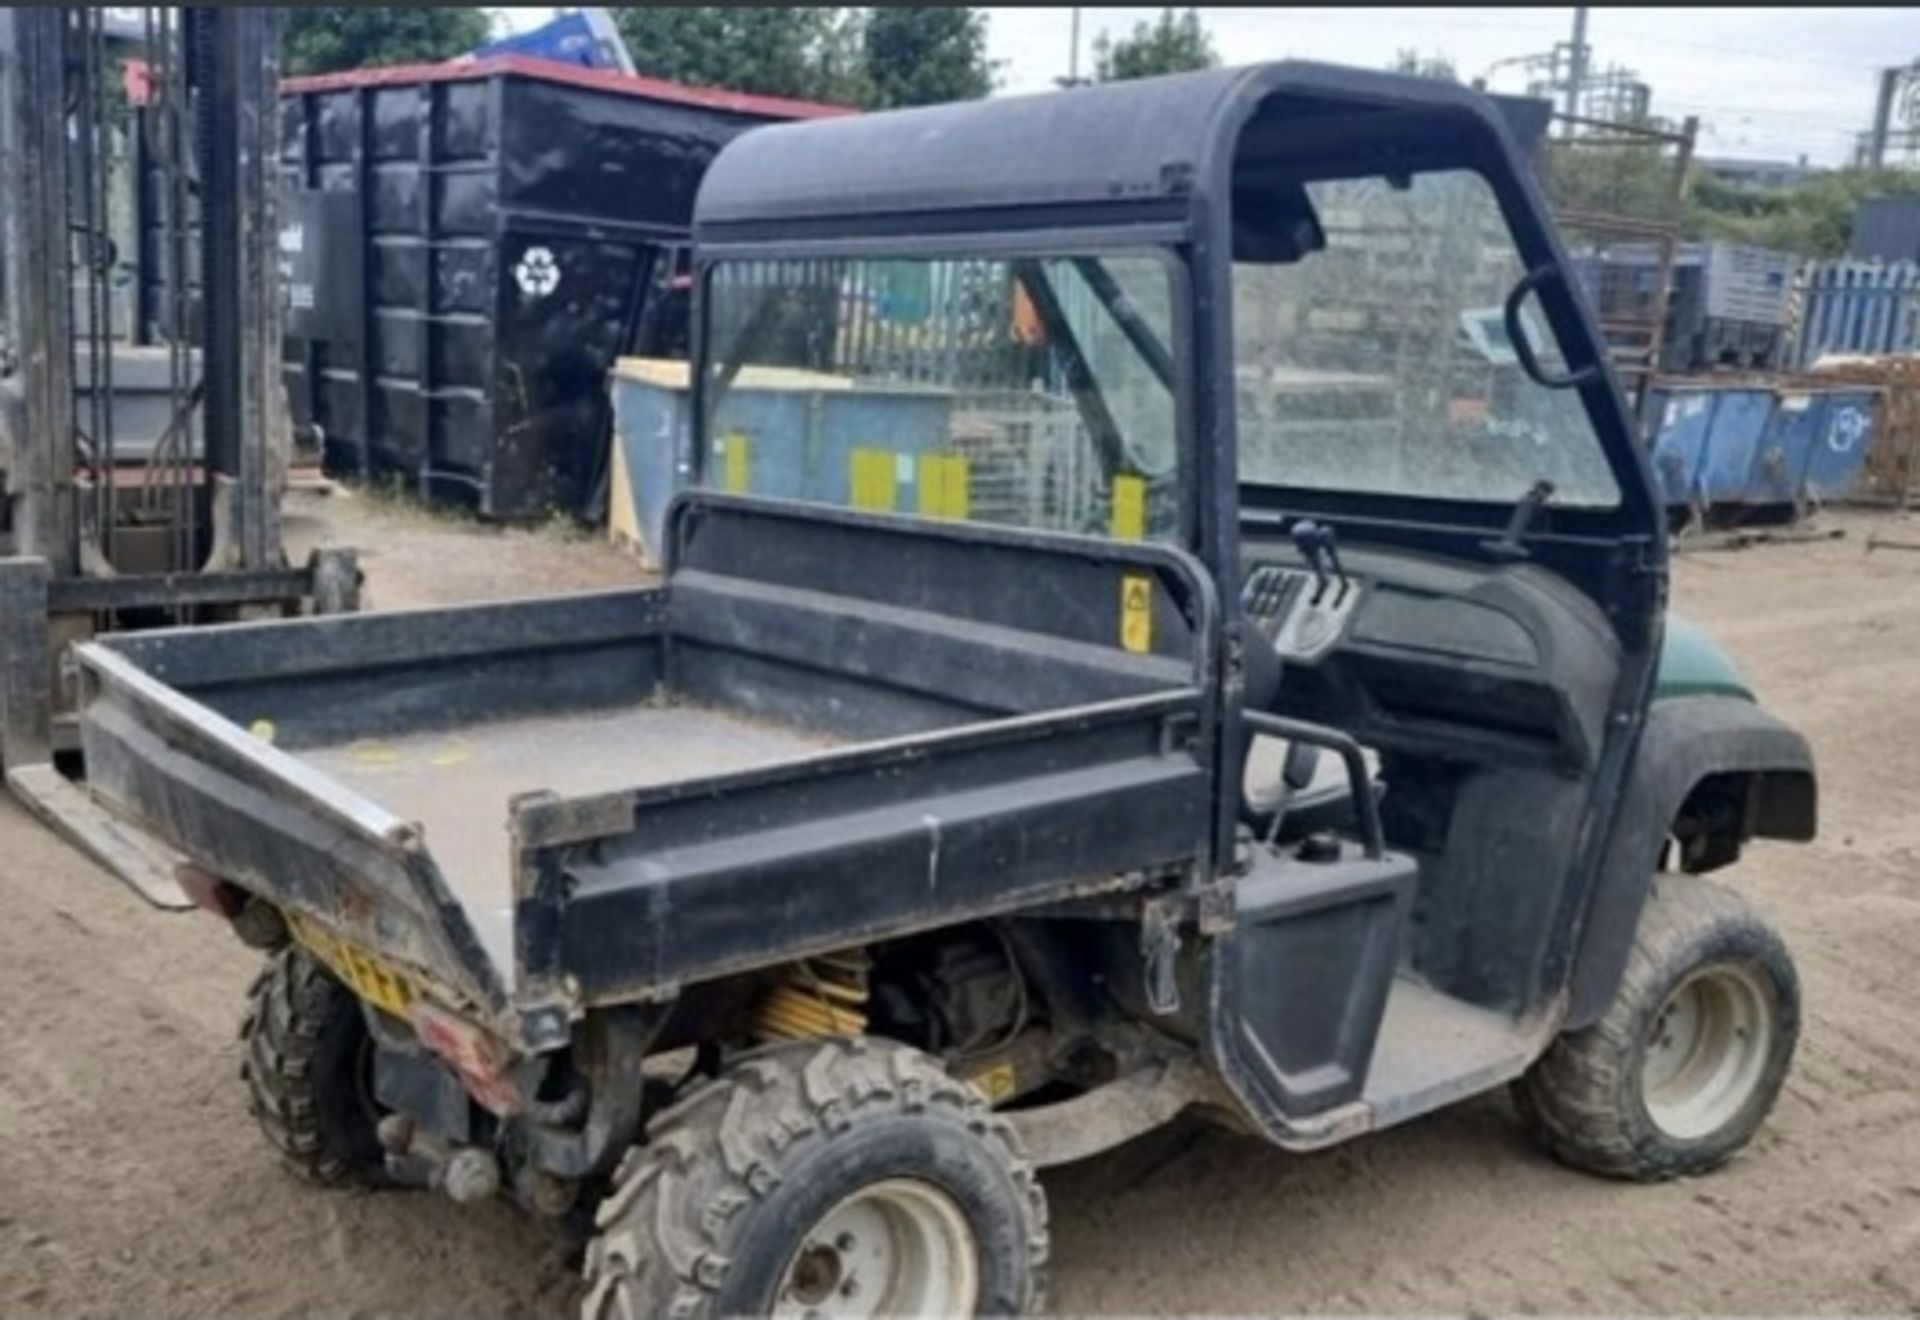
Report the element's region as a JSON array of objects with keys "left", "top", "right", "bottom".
[
  {"left": 1291, "top": 520, "right": 1349, "bottom": 605},
  {"left": 1290, "top": 519, "right": 1330, "bottom": 601}
]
